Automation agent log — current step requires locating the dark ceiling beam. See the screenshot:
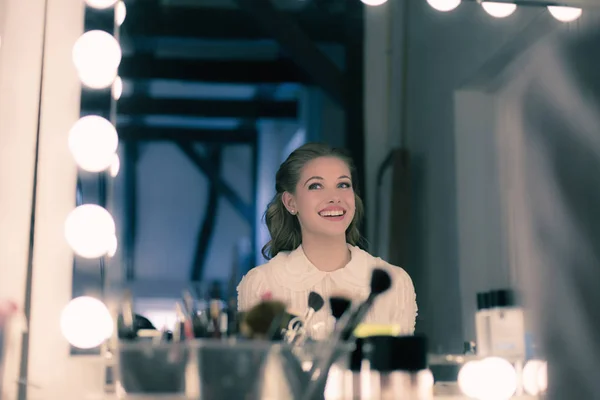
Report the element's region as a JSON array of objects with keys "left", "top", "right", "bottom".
[
  {"left": 101, "top": 6, "right": 352, "bottom": 43},
  {"left": 177, "top": 142, "right": 253, "bottom": 224},
  {"left": 119, "top": 126, "right": 257, "bottom": 143},
  {"left": 234, "top": 0, "right": 345, "bottom": 105},
  {"left": 82, "top": 97, "right": 297, "bottom": 119},
  {"left": 119, "top": 56, "right": 308, "bottom": 84}
]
